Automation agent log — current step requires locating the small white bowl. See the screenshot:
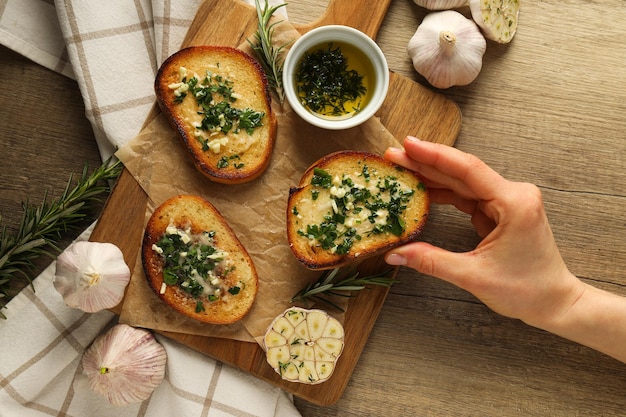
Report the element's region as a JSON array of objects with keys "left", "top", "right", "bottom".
[{"left": 283, "top": 25, "right": 389, "bottom": 130}]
